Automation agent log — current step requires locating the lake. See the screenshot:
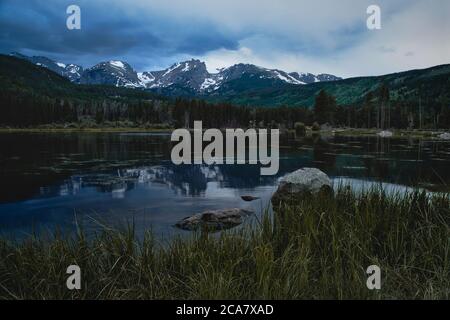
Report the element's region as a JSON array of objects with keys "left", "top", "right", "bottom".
[{"left": 0, "top": 132, "right": 449, "bottom": 239}]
